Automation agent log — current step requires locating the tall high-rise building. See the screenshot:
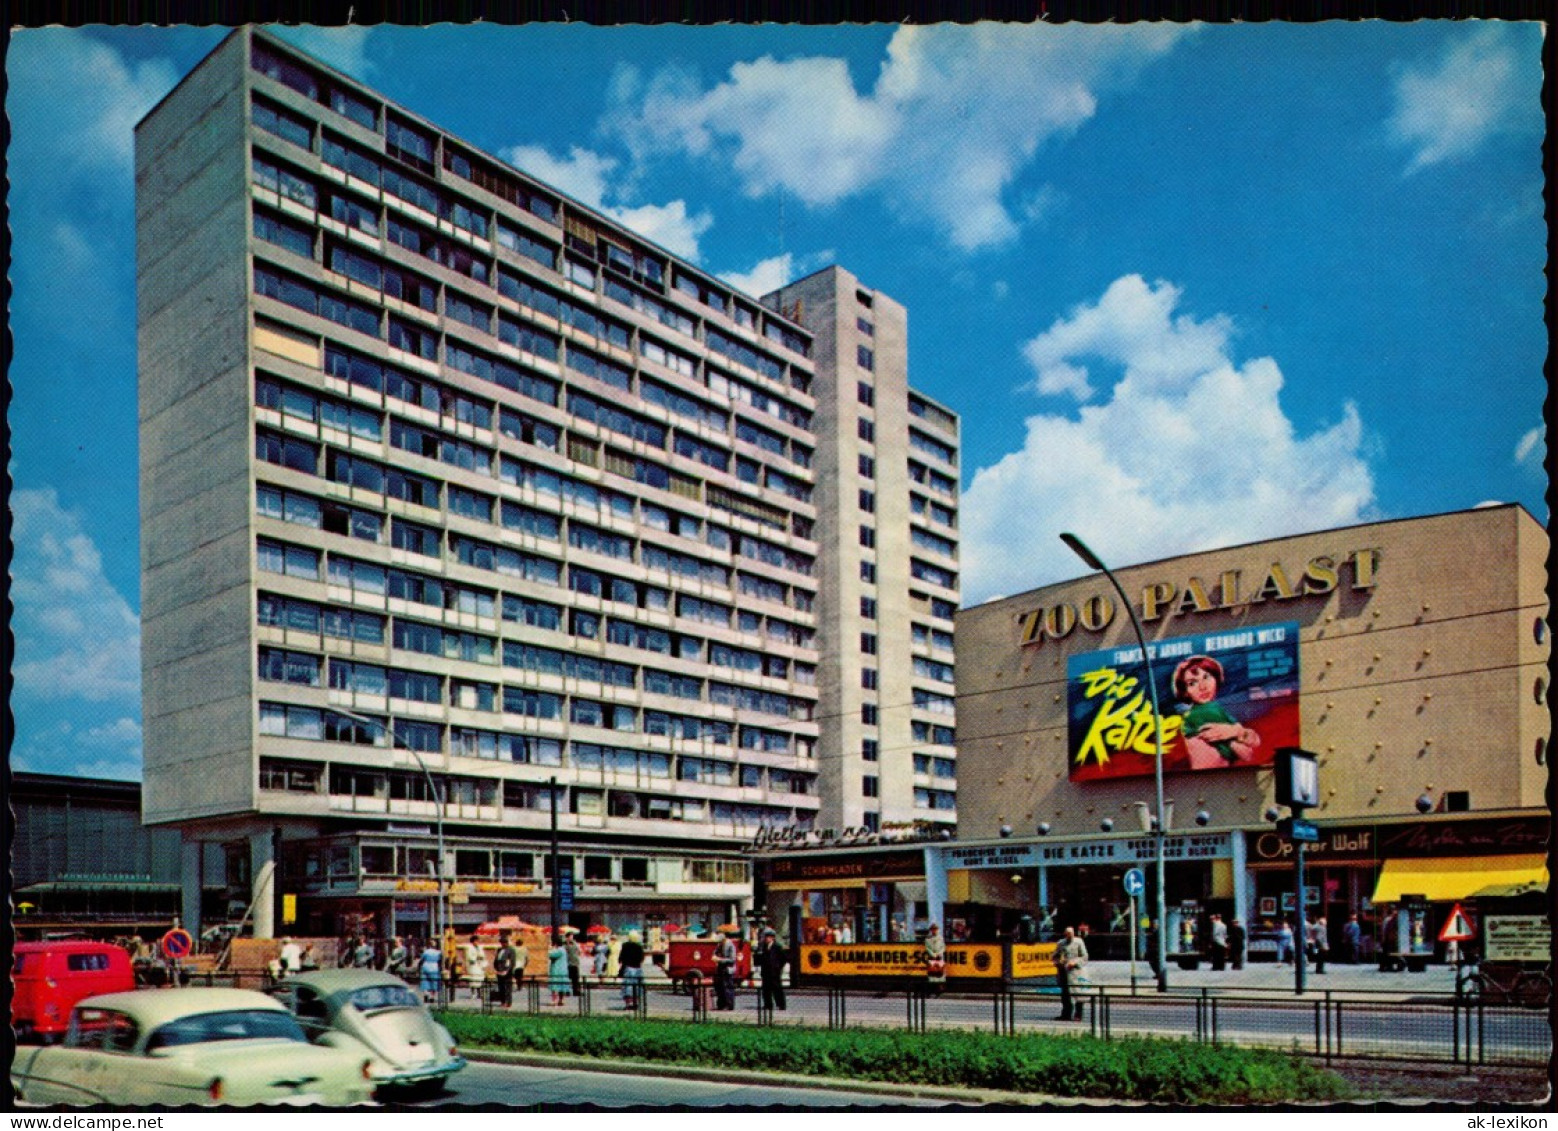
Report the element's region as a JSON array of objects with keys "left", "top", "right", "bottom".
[
  {"left": 765, "top": 270, "right": 960, "bottom": 836},
  {"left": 137, "top": 28, "right": 954, "bottom": 941}
]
